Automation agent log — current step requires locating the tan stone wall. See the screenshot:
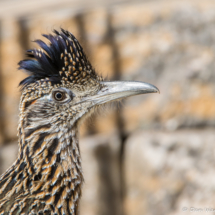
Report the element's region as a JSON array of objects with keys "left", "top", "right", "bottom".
[{"left": 0, "top": 0, "right": 215, "bottom": 214}]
